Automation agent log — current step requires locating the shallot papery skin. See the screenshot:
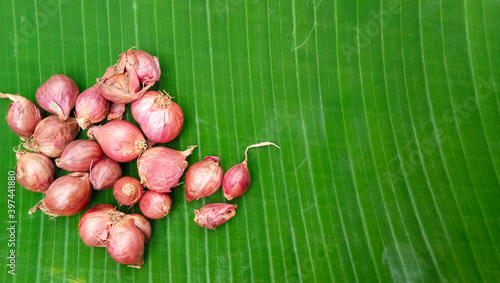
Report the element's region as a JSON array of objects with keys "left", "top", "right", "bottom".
[
  {"left": 23, "top": 115, "right": 80, "bottom": 158},
  {"left": 88, "top": 120, "right": 147, "bottom": 163},
  {"left": 36, "top": 74, "right": 79, "bottom": 120},
  {"left": 75, "top": 85, "right": 110, "bottom": 129},
  {"left": 16, "top": 151, "right": 54, "bottom": 193},
  {"left": 194, "top": 203, "right": 237, "bottom": 230},
  {"left": 129, "top": 214, "right": 152, "bottom": 243},
  {"left": 90, "top": 158, "right": 122, "bottom": 190},
  {"left": 106, "top": 217, "right": 145, "bottom": 268},
  {"left": 185, "top": 156, "right": 223, "bottom": 202},
  {"left": 121, "top": 49, "right": 161, "bottom": 86},
  {"left": 139, "top": 190, "right": 172, "bottom": 219},
  {"left": 78, "top": 204, "right": 115, "bottom": 247},
  {"left": 107, "top": 102, "right": 125, "bottom": 120},
  {"left": 113, "top": 177, "right": 144, "bottom": 206},
  {"left": 29, "top": 172, "right": 92, "bottom": 217},
  {"left": 137, "top": 145, "right": 197, "bottom": 193},
  {"left": 223, "top": 142, "right": 280, "bottom": 200},
  {"left": 98, "top": 63, "right": 146, "bottom": 104},
  {"left": 0, "top": 93, "right": 42, "bottom": 140},
  {"left": 55, "top": 139, "right": 104, "bottom": 172},
  {"left": 131, "top": 91, "right": 184, "bottom": 143}
]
